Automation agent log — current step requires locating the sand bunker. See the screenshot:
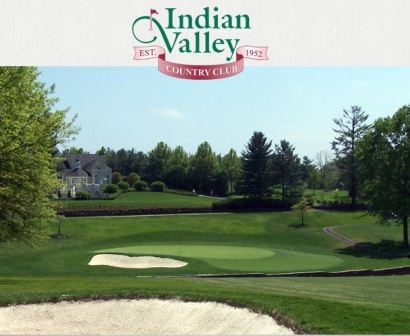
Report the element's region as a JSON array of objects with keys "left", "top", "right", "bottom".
[
  {"left": 88, "top": 254, "right": 187, "bottom": 269},
  {"left": 0, "top": 299, "right": 293, "bottom": 335}
]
